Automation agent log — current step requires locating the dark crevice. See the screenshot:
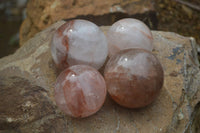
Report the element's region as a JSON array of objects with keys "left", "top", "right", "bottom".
[
  {"left": 39, "top": 5, "right": 45, "bottom": 10},
  {"left": 72, "top": 0, "right": 77, "bottom": 6},
  {"left": 43, "top": 15, "right": 51, "bottom": 25},
  {"left": 190, "top": 102, "right": 200, "bottom": 132},
  {"left": 64, "top": 11, "right": 158, "bottom": 30}
]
